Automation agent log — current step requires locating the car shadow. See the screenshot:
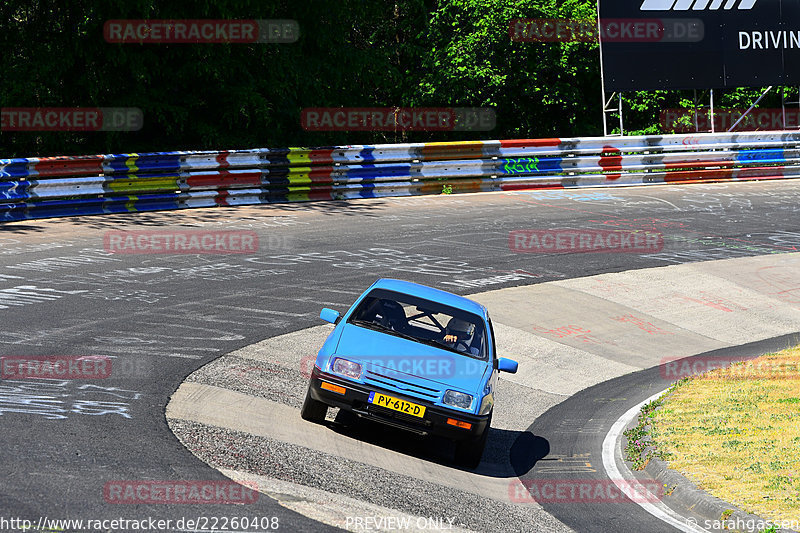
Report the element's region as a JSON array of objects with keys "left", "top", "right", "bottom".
[{"left": 325, "top": 410, "right": 550, "bottom": 478}]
